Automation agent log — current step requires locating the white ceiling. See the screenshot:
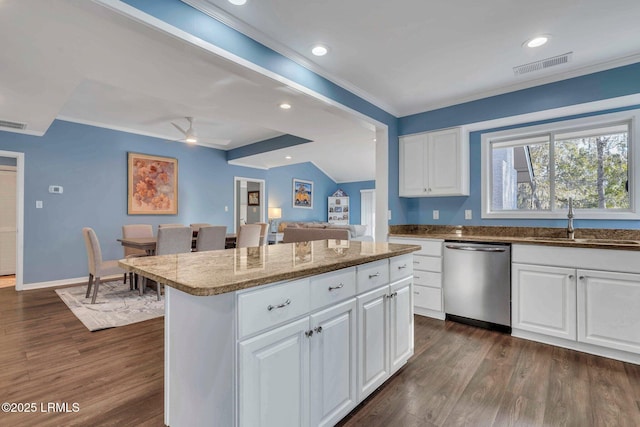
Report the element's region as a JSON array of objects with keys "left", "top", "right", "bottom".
[{"left": 1, "top": 1, "right": 640, "bottom": 183}]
